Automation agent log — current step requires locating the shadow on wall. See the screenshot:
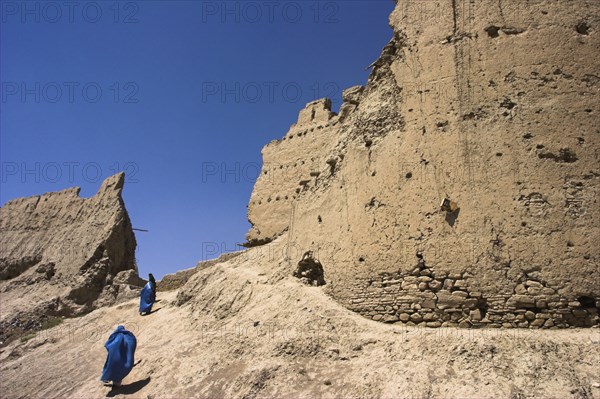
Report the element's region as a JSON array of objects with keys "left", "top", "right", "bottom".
[{"left": 445, "top": 208, "right": 460, "bottom": 227}]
